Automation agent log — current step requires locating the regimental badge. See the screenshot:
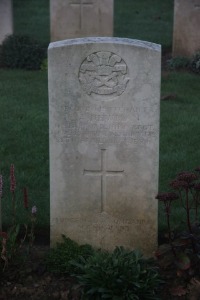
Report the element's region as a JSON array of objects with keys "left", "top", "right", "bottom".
[{"left": 79, "top": 51, "right": 129, "bottom": 98}]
